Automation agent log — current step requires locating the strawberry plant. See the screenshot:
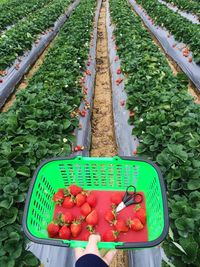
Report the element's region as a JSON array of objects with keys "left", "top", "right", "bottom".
[
  {"left": 0, "top": 0, "right": 73, "bottom": 70},
  {"left": 135, "top": 0, "right": 200, "bottom": 64},
  {"left": 0, "top": 0, "right": 53, "bottom": 32},
  {"left": 0, "top": 0, "right": 96, "bottom": 265},
  {"left": 164, "top": 0, "right": 200, "bottom": 19},
  {"left": 110, "top": 0, "right": 200, "bottom": 265}
]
